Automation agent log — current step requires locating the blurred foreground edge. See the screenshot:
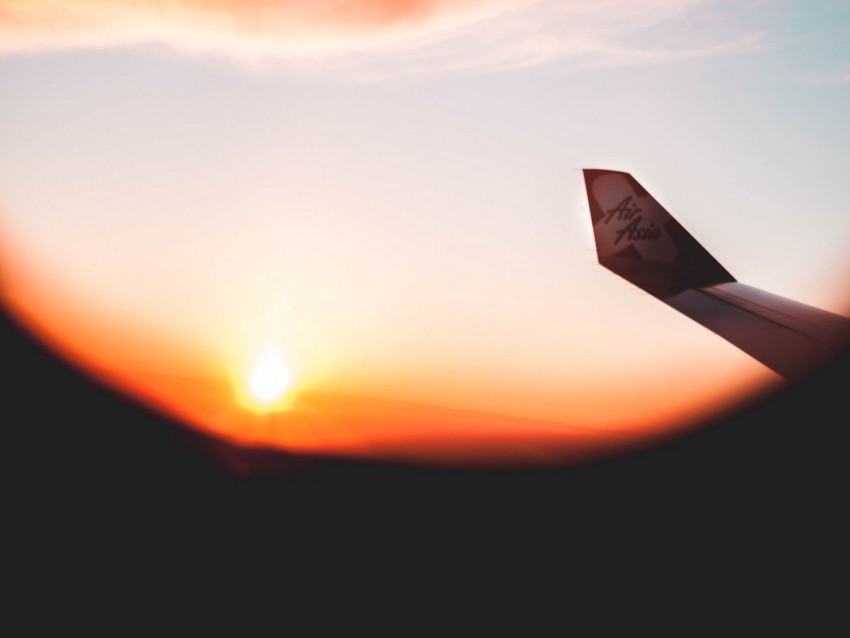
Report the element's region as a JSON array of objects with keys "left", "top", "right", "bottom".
[{"left": 2, "top": 300, "right": 847, "bottom": 501}]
